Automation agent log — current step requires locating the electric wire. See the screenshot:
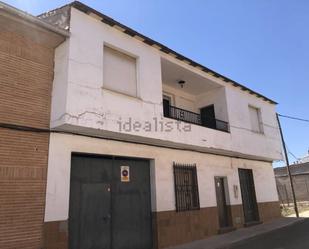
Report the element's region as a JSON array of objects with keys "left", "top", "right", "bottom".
[
  {"left": 287, "top": 148, "right": 300, "bottom": 161},
  {"left": 278, "top": 114, "right": 309, "bottom": 123}
]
